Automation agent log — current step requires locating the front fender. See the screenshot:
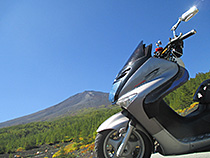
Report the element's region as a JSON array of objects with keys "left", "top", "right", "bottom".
[
  {"left": 97, "top": 111, "right": 154, "bottom": 150},
  {"left": 97, "top": 112, "right": 129, "bottom": 133}
]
